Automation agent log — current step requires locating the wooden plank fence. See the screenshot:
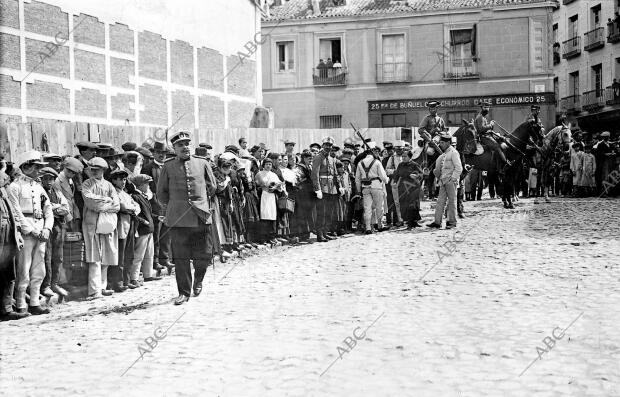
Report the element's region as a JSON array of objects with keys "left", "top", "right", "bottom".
[{"left": 0, "top": 120, "right": 405, "bottom": 162}]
